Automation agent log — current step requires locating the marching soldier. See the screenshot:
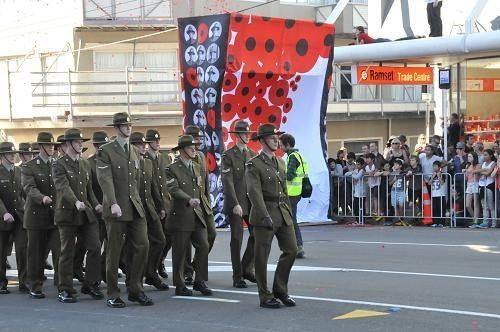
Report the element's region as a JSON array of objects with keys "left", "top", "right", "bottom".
[
  {"left": 22, "top": 132, "right": 61, "bottom": 299},
  {"left": 130, "top": 132, "right": 169, "bottom": 291},
  {"left": 165, "top": 135, "right": 212, "bottom": 296},
  {"left": 18, "top": 143, "right": 35, "bottom": 164},
  {"left": 96, "top": 112, "right": 152, "bottom": 308},
  {"left": 0, "top": 142, "right": 28, "bottom": 294},
  {"left": 144, "top": 129, "right": 170, "bottom": 279},
  {"left": 52, "top": 128, "right": 103, "bottom": 303},
  {"left": 222, "top": 120, "right": 256, "bottom": 288},
  {"left": 245, "top": 124, "right": 298, "bottom": 309},
  {"left": 183, "top": 125, "right": 216, "bottom": 285},
  {"left": 55, "top": 135, "right": 66, "bottom": 159}
]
